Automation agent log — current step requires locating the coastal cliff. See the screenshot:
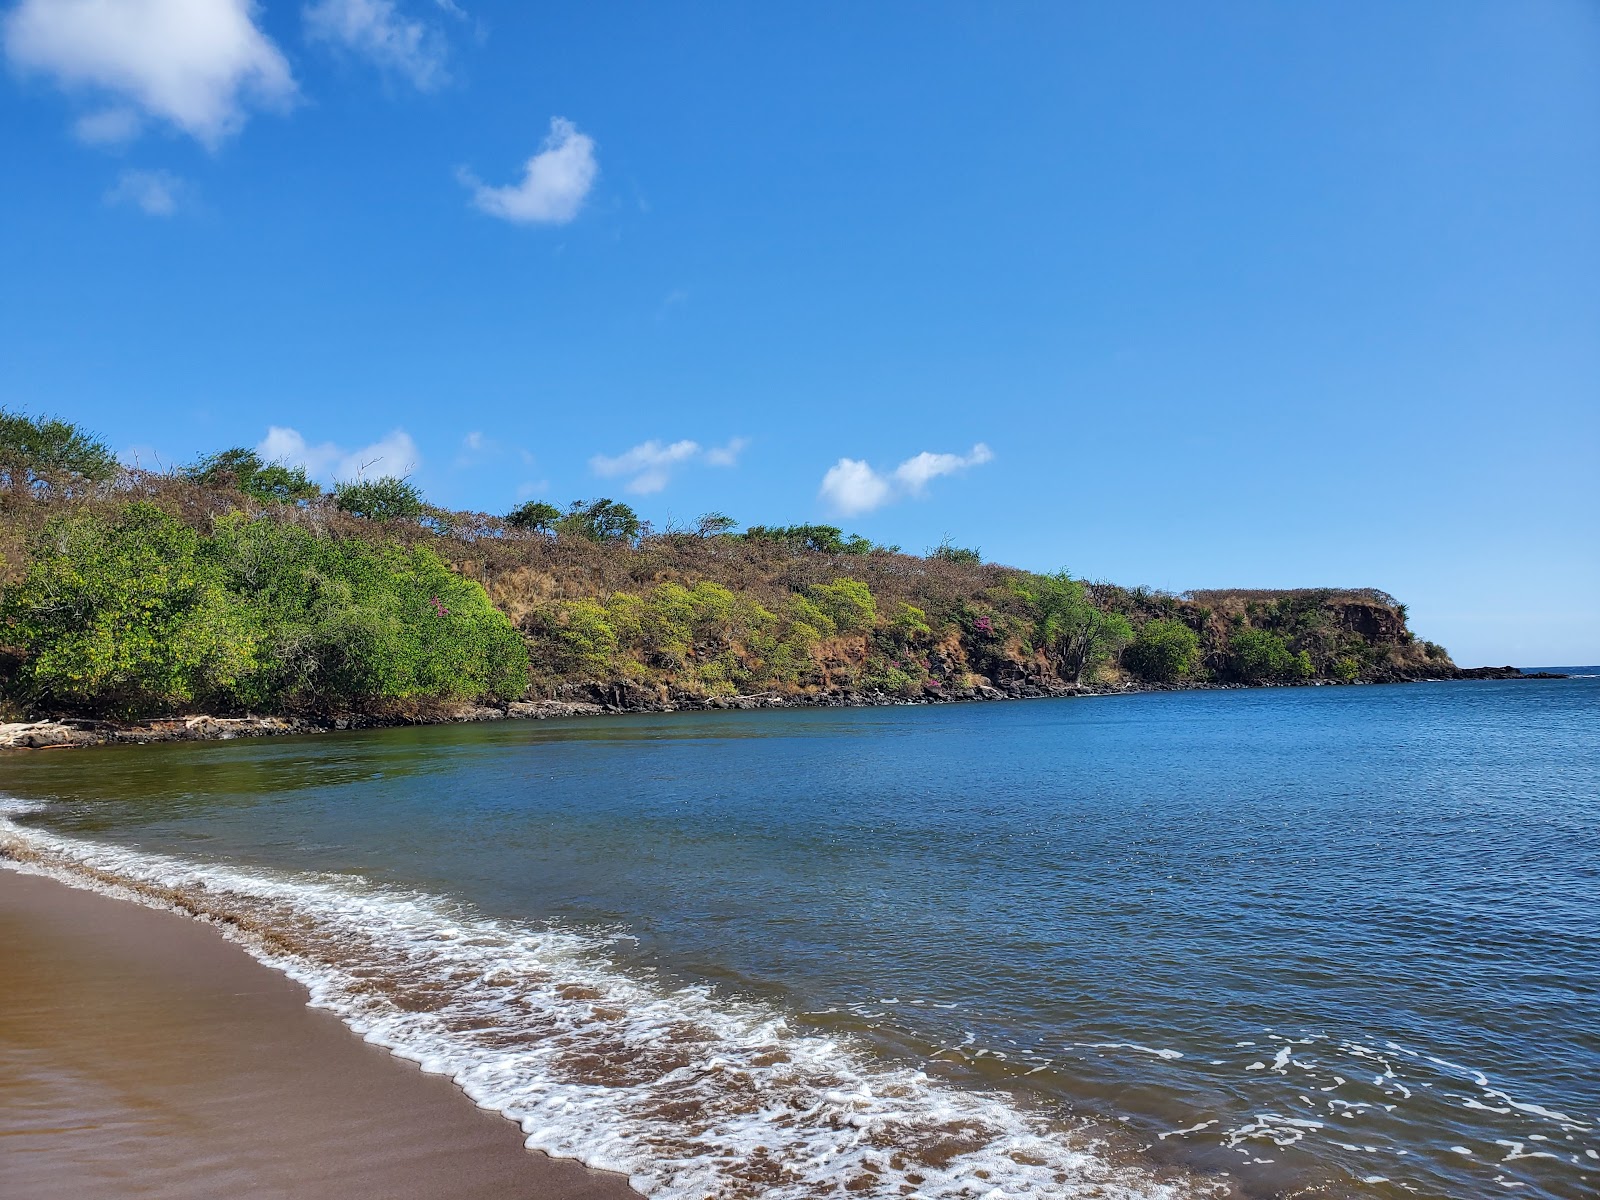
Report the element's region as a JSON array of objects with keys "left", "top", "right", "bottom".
[{"left": 0, "top": 411, "right": 1530, "bottom": 742}]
